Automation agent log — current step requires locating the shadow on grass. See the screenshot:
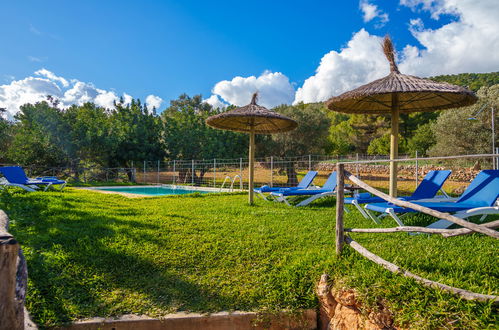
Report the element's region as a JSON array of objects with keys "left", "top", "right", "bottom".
[{"left": 1, "top": 191, "right": 238, "bottom": 326}]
